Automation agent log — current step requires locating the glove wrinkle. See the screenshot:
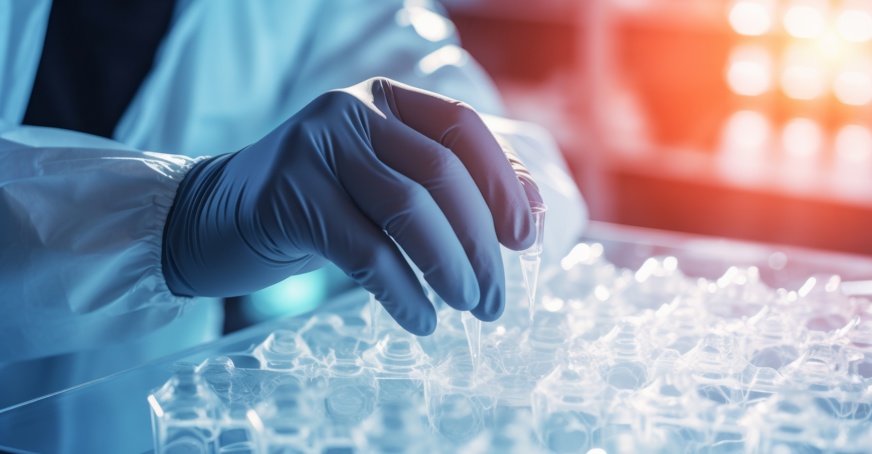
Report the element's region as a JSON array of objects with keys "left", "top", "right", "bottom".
[{"left": 162, "top": 77, "right": 541, "bottom": 332}]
